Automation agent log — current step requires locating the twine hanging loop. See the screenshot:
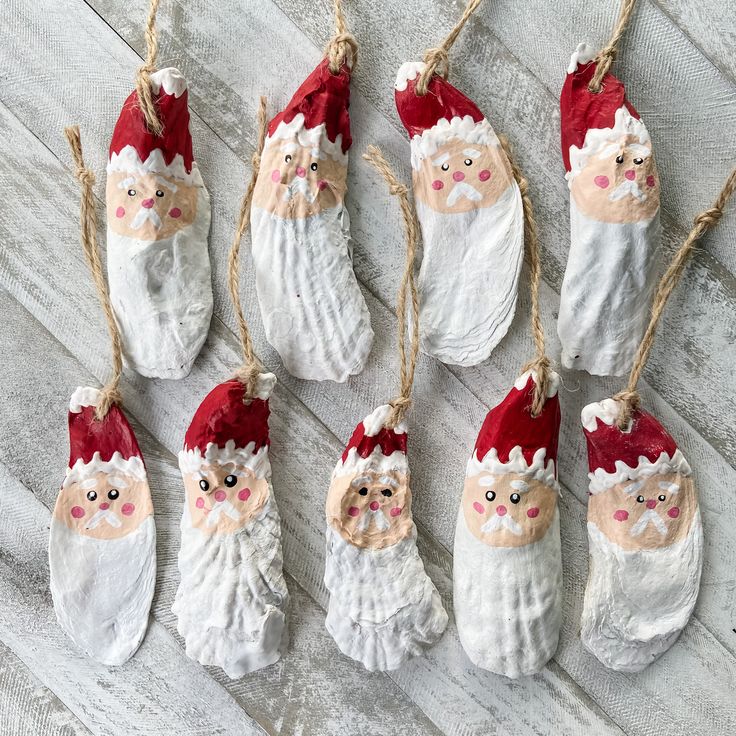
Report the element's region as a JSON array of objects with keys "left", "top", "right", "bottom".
[
  {"left": 135, "top": 0, "right": 164, "bottom": 135},
  {"left": 326, "top": 0, "right": 358, "bottom": 72},
  {"left": 588, "top": 0, "right": 638, "bottom": 94}
]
